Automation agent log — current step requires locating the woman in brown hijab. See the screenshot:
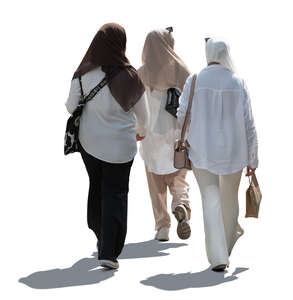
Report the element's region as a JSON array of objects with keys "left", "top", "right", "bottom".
[
  {"left": 138, "top": 28, "right": 191, "bottom": 242},
  {"left": 66, "top": 23, "right": 149, "bottom": 269}
]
